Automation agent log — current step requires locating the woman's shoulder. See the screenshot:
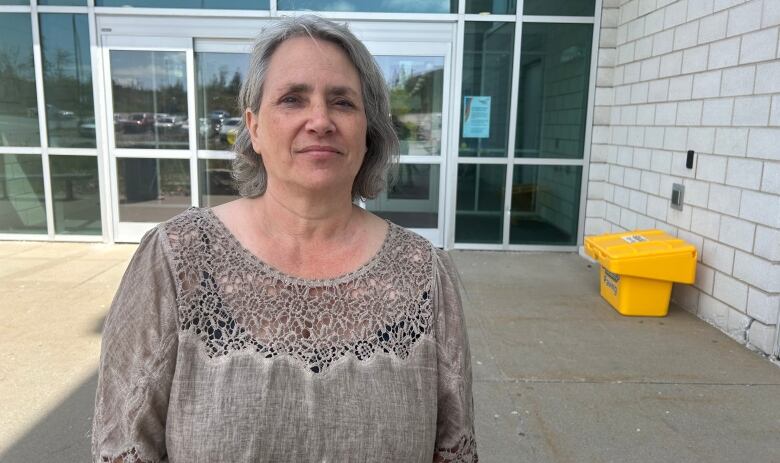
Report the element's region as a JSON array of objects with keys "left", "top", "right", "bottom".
[{"left": 156, "top": 206, "right": 220, "bottom": 256}]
